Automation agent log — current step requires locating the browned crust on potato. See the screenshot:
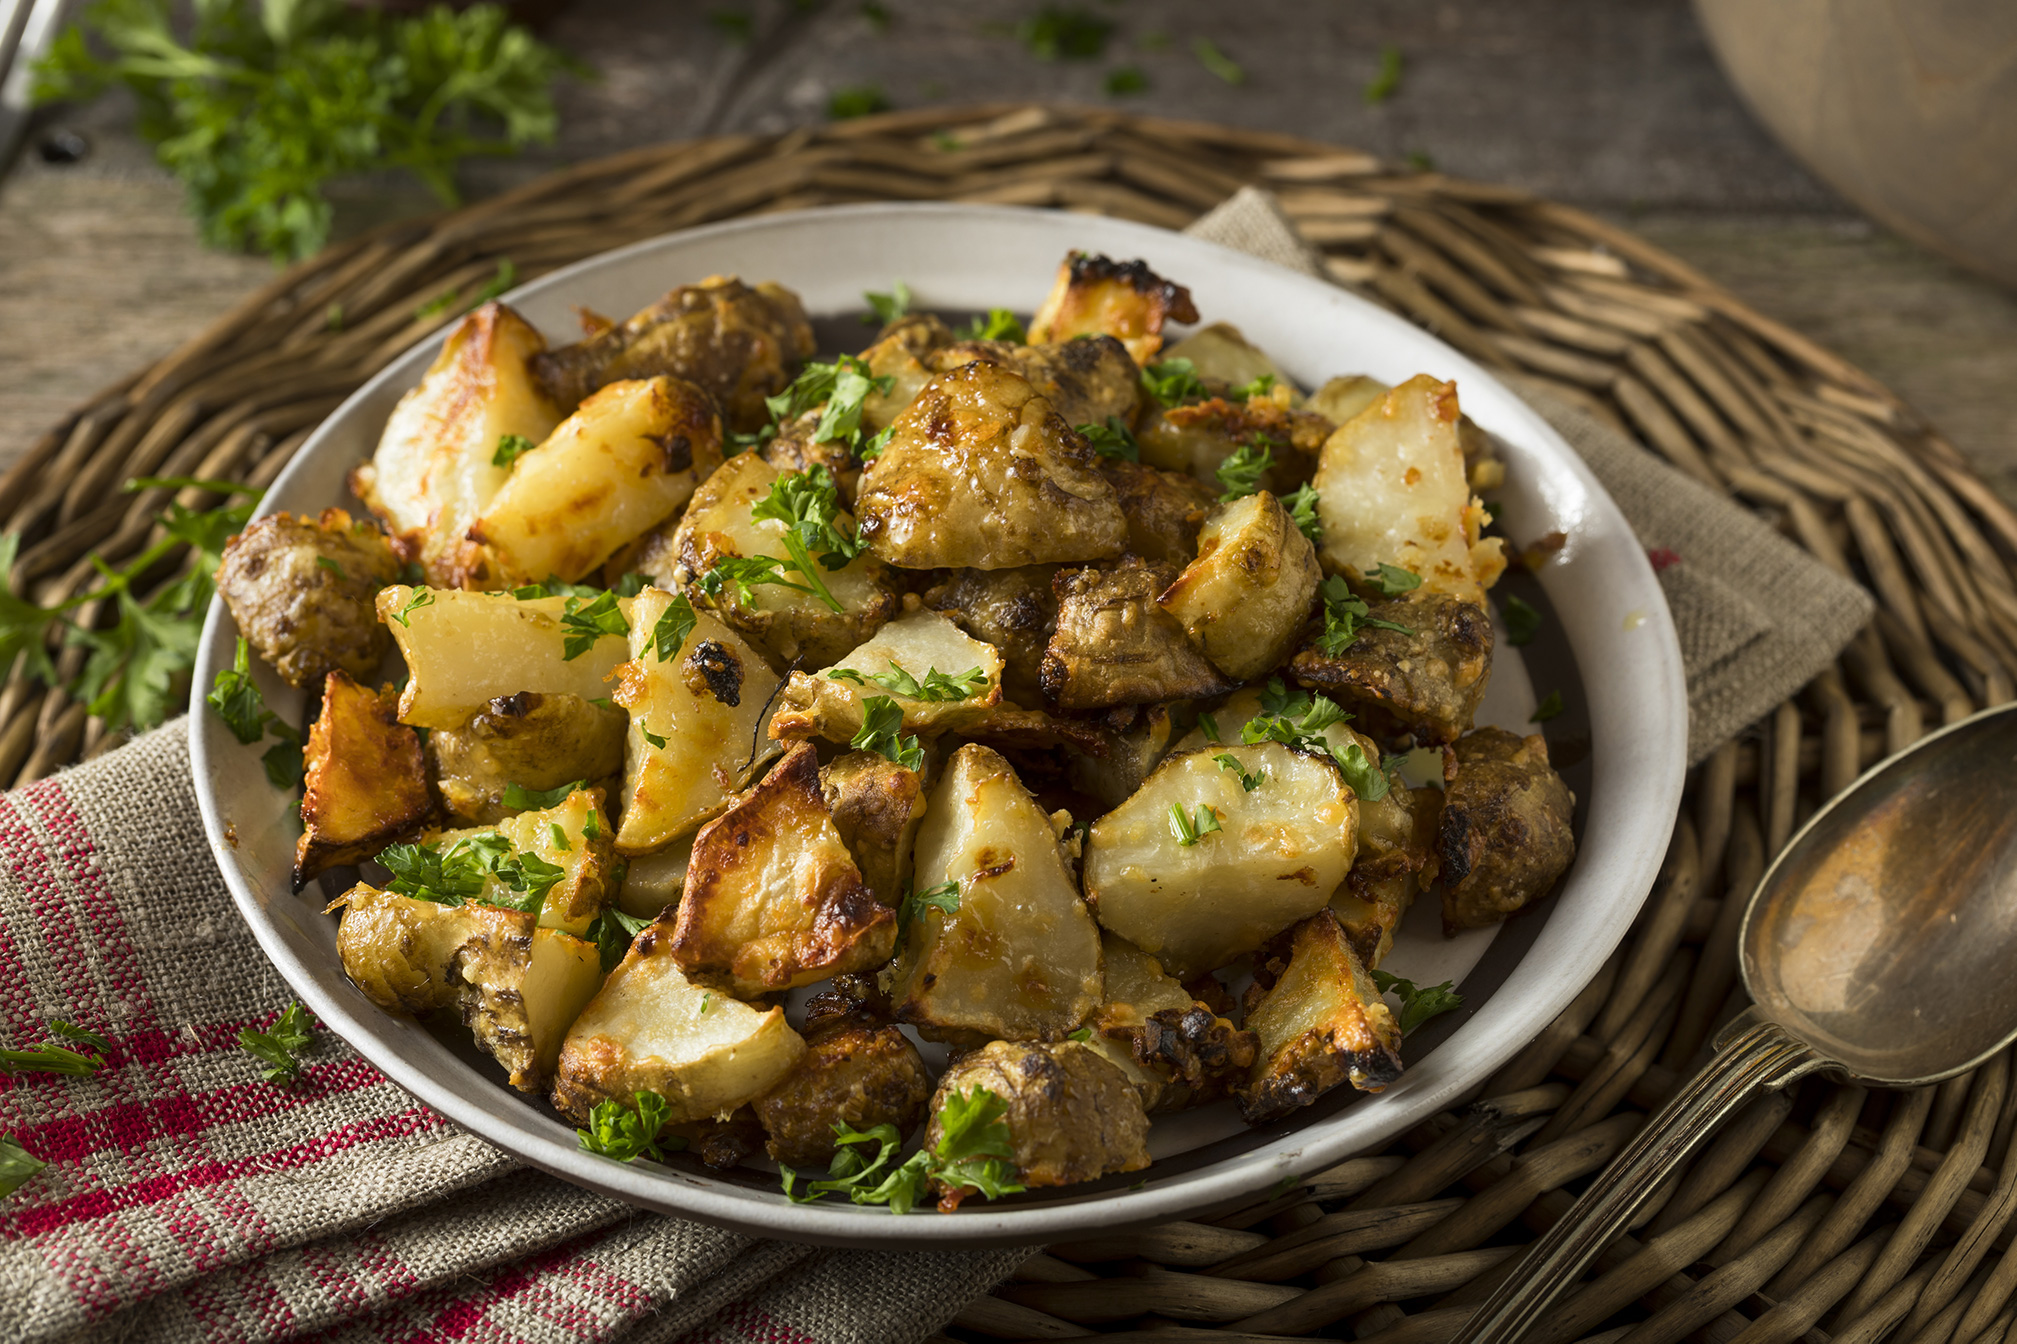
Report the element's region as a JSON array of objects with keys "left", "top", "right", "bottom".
[
  {"left": 295, "top": 671, "right": 433, "bottom": 884},
  {"left": 1040, "top": 559, "right": 1233, "bottom": 710},
  {"left": 1435, "top": 727, "right": 1576, "bottom": 933},
  {"left": 1238, "top": 910, "right": 1404, "bottom": 1124}
]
